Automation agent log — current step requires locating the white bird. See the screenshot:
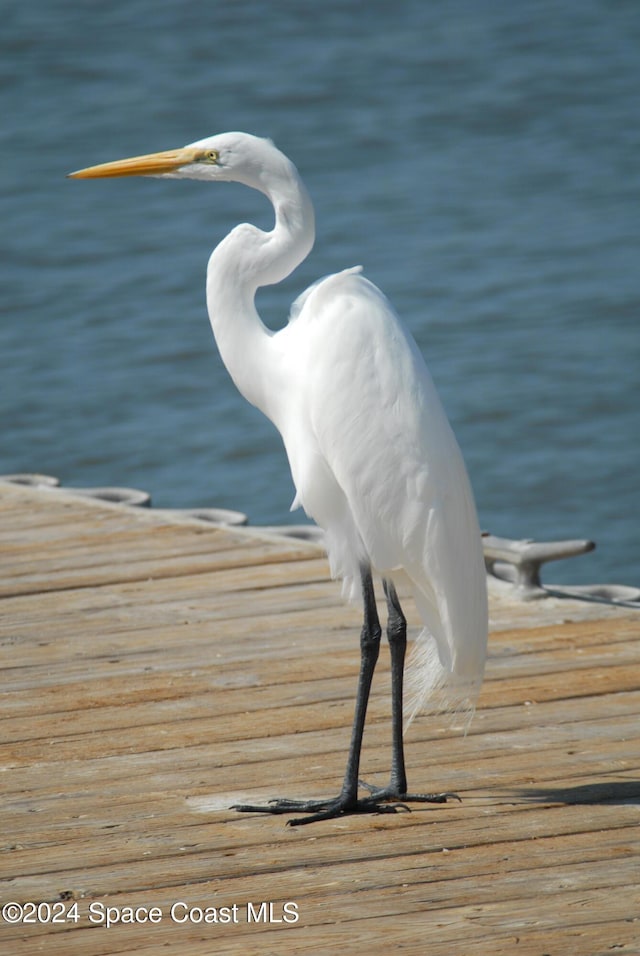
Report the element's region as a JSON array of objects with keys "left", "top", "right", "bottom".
[{"left": 70, "top": 132, "right": 488, "bottom": 825}]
